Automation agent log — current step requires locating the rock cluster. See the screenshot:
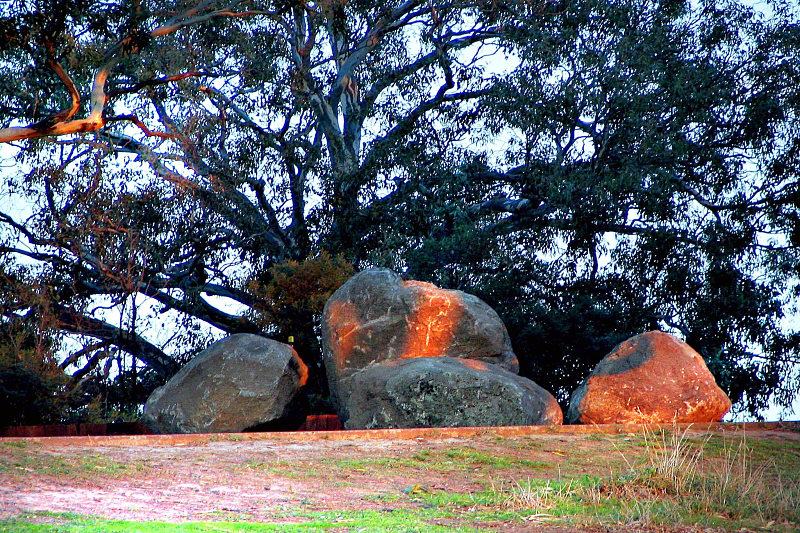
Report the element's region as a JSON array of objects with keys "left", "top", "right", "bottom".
[
  {"left": 321, "top": 269, "right": 562, "bottom": 429},
  {"left": 144, "top": 270, "right": 732, "bottom": 434}
]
